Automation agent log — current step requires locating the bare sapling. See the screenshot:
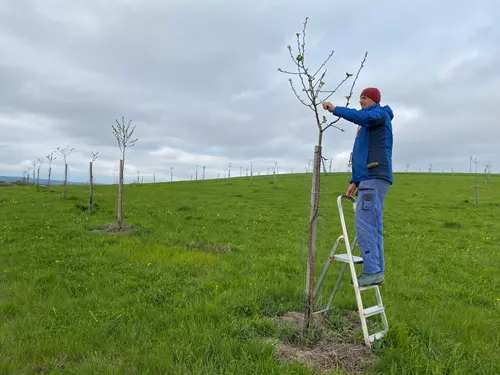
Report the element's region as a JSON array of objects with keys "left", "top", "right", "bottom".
[
  {"left": 46, "top": 152, "right": 56, "bottom": 189},
  {"left": 89, "top": 151, "right": 99, "bottom": 213},
  {"left": 345, "top": 153, "right": 352, "bottom": 188},
  {"left": 278, "top": 16, "right": 367, "bottom": 332},
  {"left": 35, "top": 157, "right": 43, "bottom": 191},
  {"left": 112, "top": 116, "right": 138, "bottom": 229},
  {"left": 405, "top": 164, "right": 410, "bottom": 184},
  {"left": 484, "top": 162, "right": 492, "bottom": 188},
  {"left": 250, "top": 161, "right": 253, "bottom": 187},
  {"left": 56, "top": 145, "right": 75, "bottom": 199},
  {"left": 228, "top": 162, "right": 232, "bottom": 179},
  {"left": 31, "top": 160, "right": 37, "bottom": 186},
  {"left": 273, "top": 161, "right": 278, "bottom": 189},
  {"left": 472, "top": 156, "right": 479, "bottom": 204}
]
